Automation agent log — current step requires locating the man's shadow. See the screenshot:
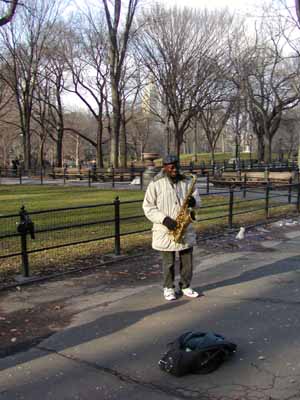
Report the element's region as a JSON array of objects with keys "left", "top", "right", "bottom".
[{"left": 196, "top": 255, "right": 300, "bottom": 294}]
